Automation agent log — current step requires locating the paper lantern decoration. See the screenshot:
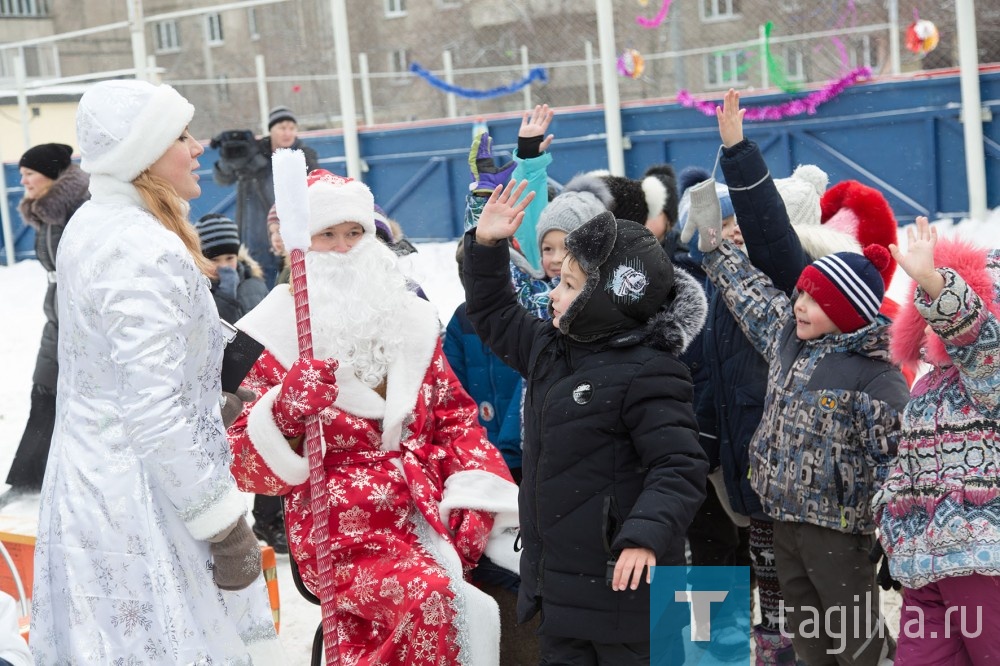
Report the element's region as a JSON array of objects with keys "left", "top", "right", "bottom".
[
  {"left": 906, "top": 19, "right": 939, "bottom": 55},
  {"left": 617, "top": 48, "right": 645, "bottom": 80}
]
